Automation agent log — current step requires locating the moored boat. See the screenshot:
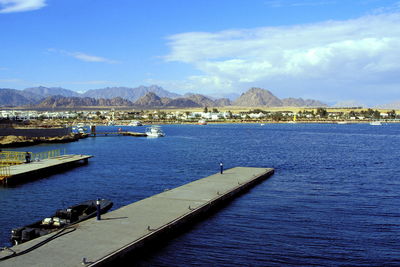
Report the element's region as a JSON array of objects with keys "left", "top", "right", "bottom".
[
  {"left": 369, "top": 121, "right": 382, "bottom": 126},
  {"left": 128, "top": 120, "right": 143, "bottom": 126},
  {"left": 145, "top": 125, "right": 165, "bottom": 137},
  {"left": 10, "top": 199, "right": 113, "bottom": 245},
  {"left": 197, "top": 119, "right": 207, "bottom": 125}
]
